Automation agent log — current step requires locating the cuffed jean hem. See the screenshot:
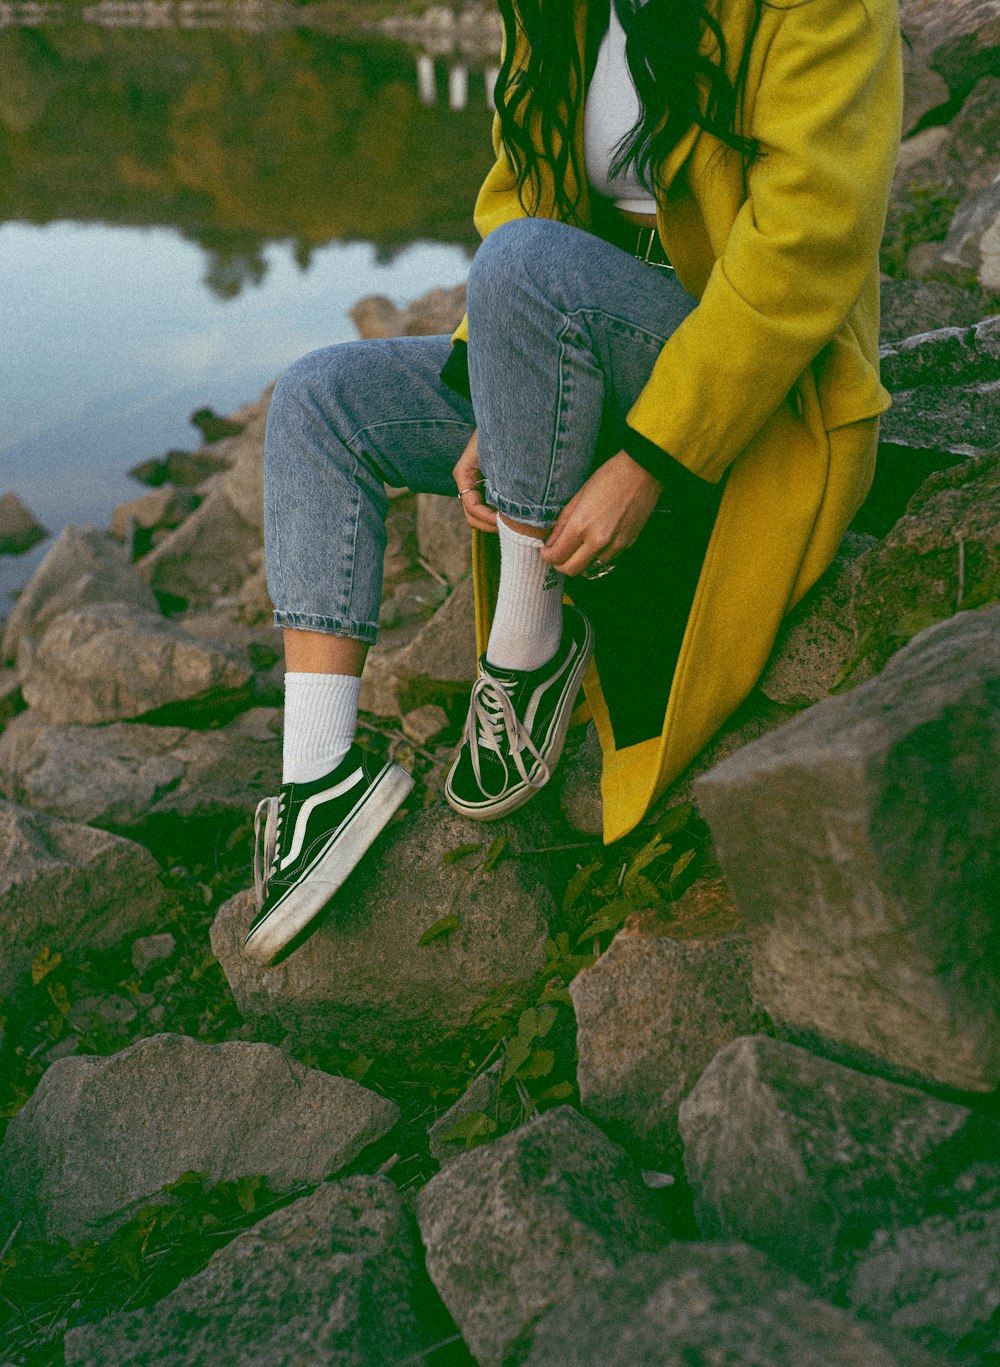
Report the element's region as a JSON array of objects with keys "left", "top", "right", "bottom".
[
  {"left": 272, "top": 610, "right": 379, "bottom": 645},
  {"left": 486, "top": 485, "right": 560, "bottom": 528}
]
